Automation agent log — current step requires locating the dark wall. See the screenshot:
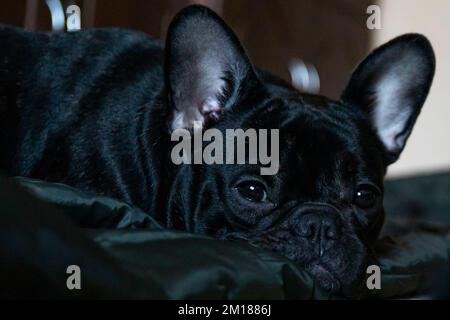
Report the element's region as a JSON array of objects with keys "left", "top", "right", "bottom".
[{"left": 222, "top": 0, "right": 371, "bottom": 98}]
